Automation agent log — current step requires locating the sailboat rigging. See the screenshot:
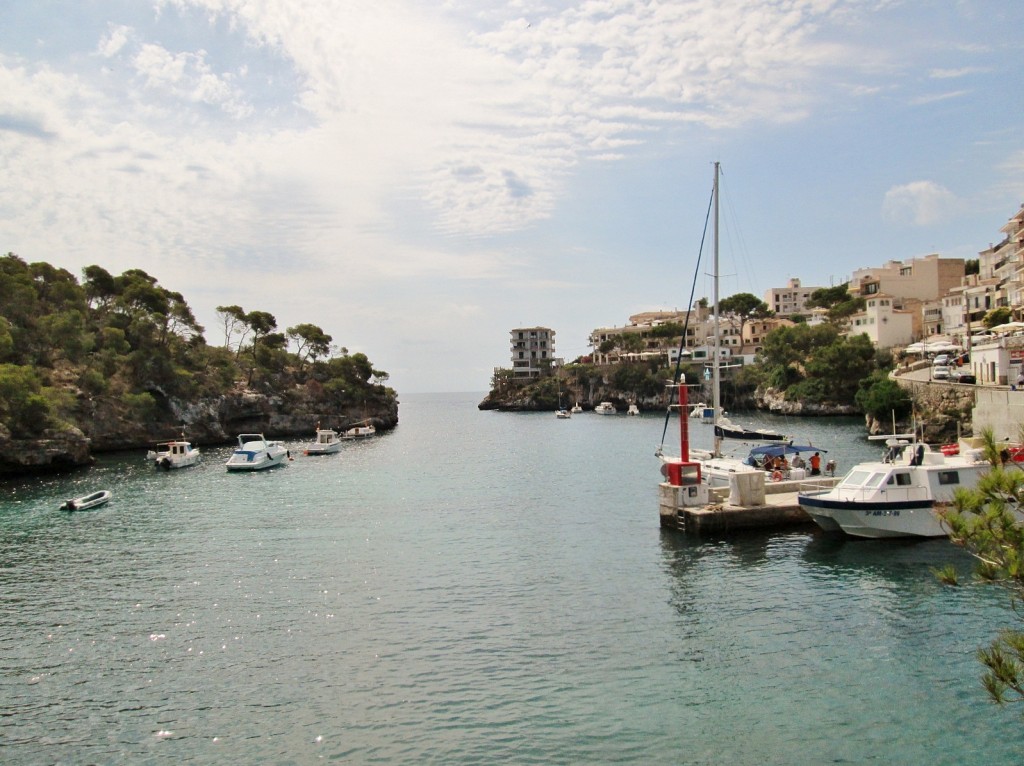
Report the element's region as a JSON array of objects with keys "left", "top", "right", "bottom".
[{"left": 658, "top": 162, "right": 785, "bottom": 467}]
